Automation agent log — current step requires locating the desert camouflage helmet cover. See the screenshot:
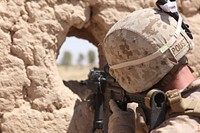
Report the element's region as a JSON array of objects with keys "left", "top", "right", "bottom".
[{"left": 103, "top": 8, "right": 194, "bottom": 93}]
